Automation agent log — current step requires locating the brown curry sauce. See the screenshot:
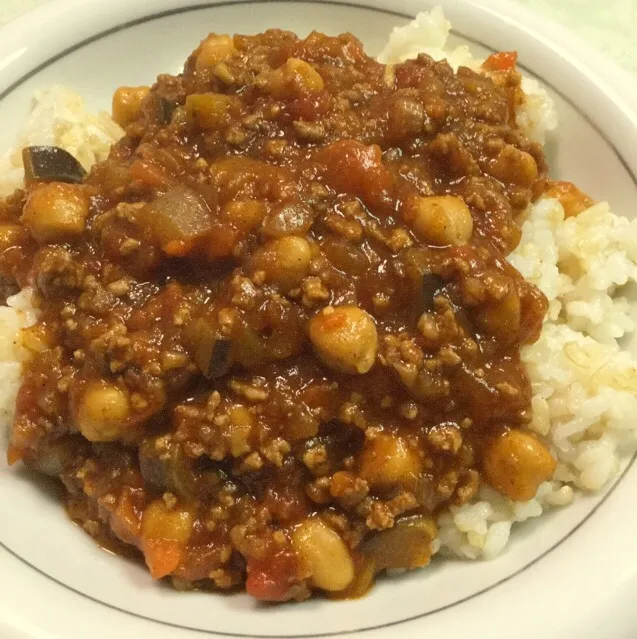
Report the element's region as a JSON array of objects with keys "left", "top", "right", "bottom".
[{"left": 1, "top": 30, "right": 553, "bottom": 600}]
